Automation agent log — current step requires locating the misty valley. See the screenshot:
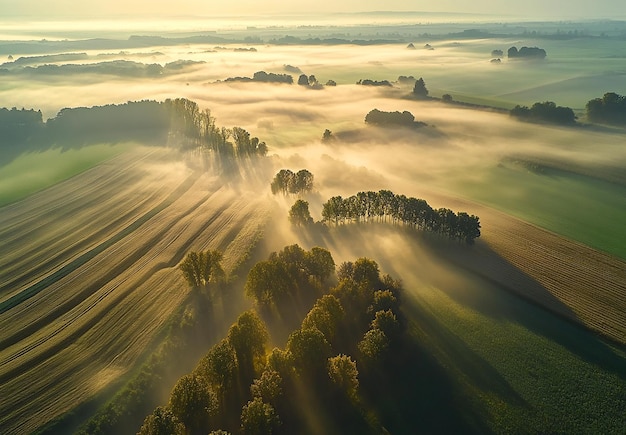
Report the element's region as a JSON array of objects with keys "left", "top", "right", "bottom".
[{"left": 1, "top": 14, "right": 626, "bottom": 435}]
